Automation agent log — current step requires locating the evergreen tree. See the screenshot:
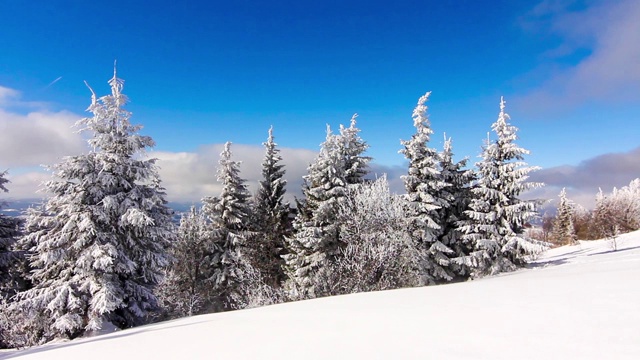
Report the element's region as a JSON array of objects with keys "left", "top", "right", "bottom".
[
  {"left": 458, "top": 97, "right": 545, "bottom": 277},
  {"left": 0, "top": 171, "right": 22, "bottom": 300},
  {"left": 316, "top": 176, "right": 428, "bottom": 295},
  {"left": 283, "top": 127, "right": 347, "bottom": 299},
  {"left": 591, "top": 179, "right": 640, "bottom": 240},
  {"left": 250, "top": 127, "right": 290, "bottom": 288},
  {"left": 399, "top": 92, "right": 451, "bottom": 283},
  {"left": 436, "top": 136, "right": 476, "bottom": 279},
  {"left": 202, "top": 142, "right": 252, "bottom": 310},
  {"left": 157, "top": 206, "right": 214, "bottom": 318},
  {"left": 13, "top": 70, "right": 174, "bottom": 341},
  {"left": 551, "top": 188, "right": 577, "bottom": 246},
  {"left": 339, "top": 114, "right": 371, "bottom": 185},
  {"left": 592, "top": 190, "right": 618, "bottom": 243}
]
